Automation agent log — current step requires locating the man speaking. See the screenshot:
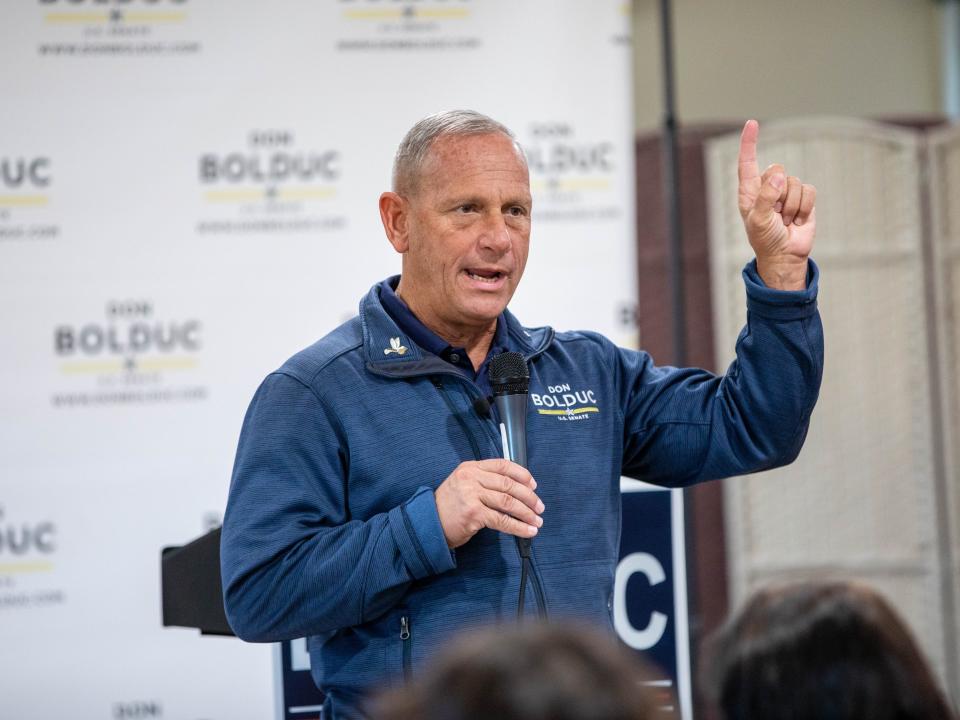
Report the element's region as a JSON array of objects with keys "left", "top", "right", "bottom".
[{"left": 220, "top": 110, "right": 822, "bottom": 719}]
